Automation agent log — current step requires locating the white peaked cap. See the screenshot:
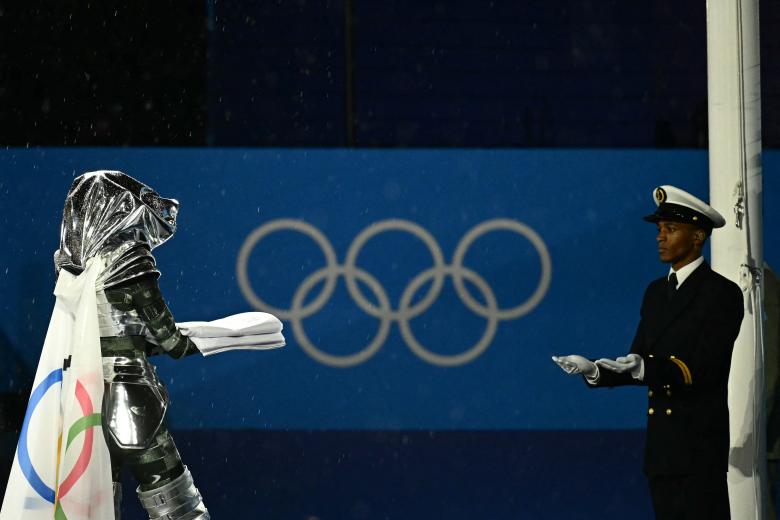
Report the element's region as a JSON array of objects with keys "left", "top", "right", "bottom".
[{"left": 644, "top": 185, "right": 726, "bottom": 229}]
